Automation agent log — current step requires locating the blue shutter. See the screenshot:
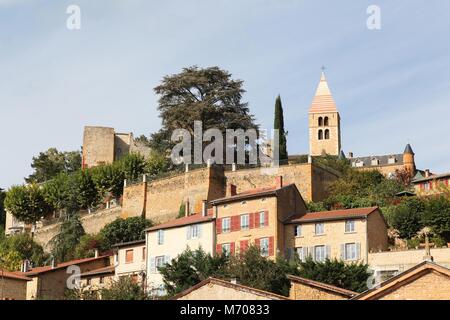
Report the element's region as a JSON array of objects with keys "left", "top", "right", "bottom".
[
  {"left": 149, "top": 257, "right": 156, "bottom": 273},
  {"left": 340, "top": 244, "right": 346, "bottom": 260},
  {"left": 198, "top": 224, "right": 202, "bottom": 238},
  {"left": 186, "top": 226, "right": 191, "bottom": 240},
  {"left": 356, "top": 243, "right": 361, "bottom": 260}
]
